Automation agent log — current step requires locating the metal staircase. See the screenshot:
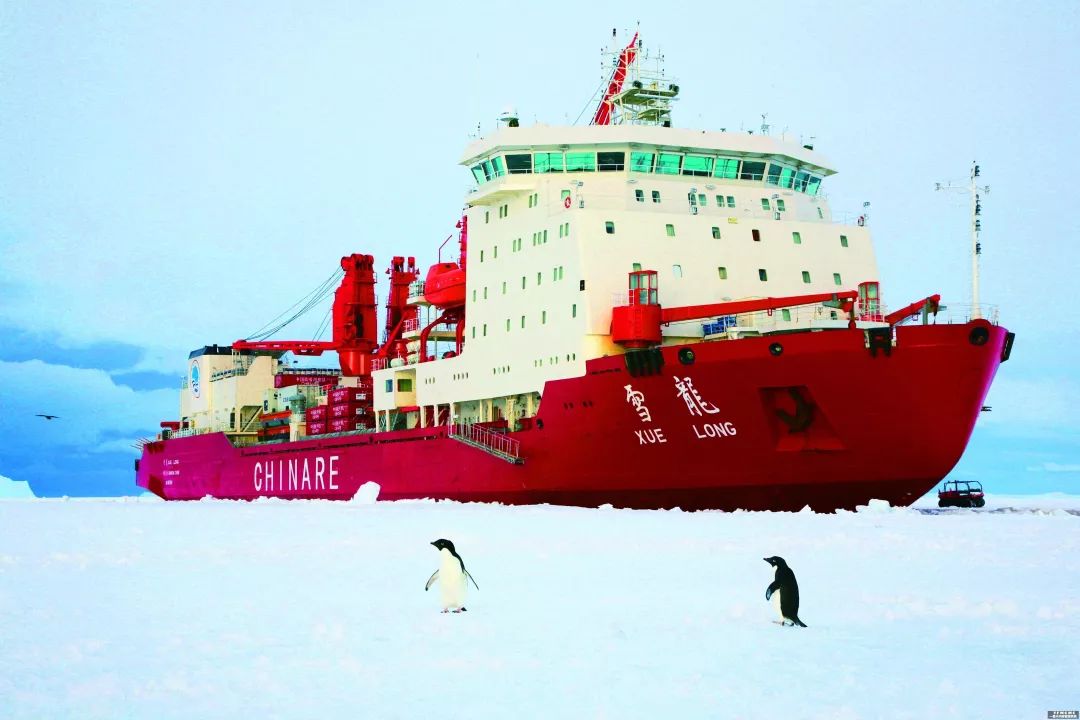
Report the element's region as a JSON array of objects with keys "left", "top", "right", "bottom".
[{"left": 448, "top": 422, "right": 524, "bottom": 464}]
